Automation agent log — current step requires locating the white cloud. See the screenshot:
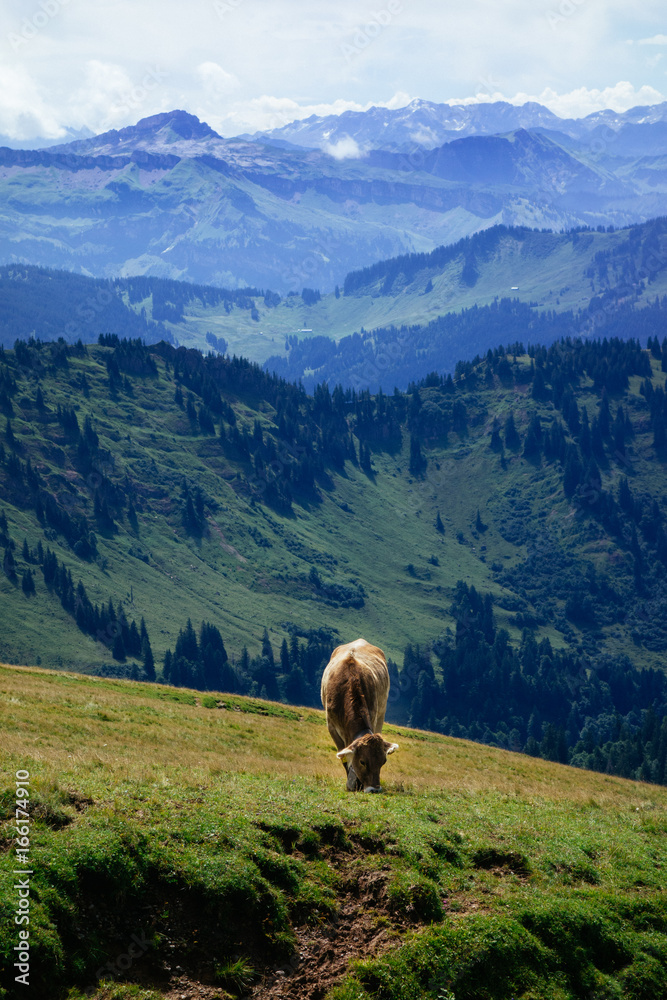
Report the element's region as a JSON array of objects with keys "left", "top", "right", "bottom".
[
  {"left": 533, "top": 82, "right": 666, "bottom": 117},
  {"left": 209, "top": 92, "right": 412, "bottom": 135},
  {"left": 410, "top": 127, "right": 439, "bottom": 145},
  {"left": 441, "top": 82, "right": 666, "bottom": 119},
  {"left": 65, "top": 61, "right": 138, "bottom": 131},
  {"left": 0, "top": 65, "right": 65, "bottom": 139},
  {"left": 637, "top": 34, "right": 667, "bottom": 46},
  {"left": 196, "top": 62, "right": 240, "bottom": 97},
  {"left": 0, "top": 0, "right": 665, "bottom": 141},
  {"left": 385, "top": 91, "right": 412, "bottom": 110},
  {"left": 322, "top": 135, "right": 363, "bottom": 159}
]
